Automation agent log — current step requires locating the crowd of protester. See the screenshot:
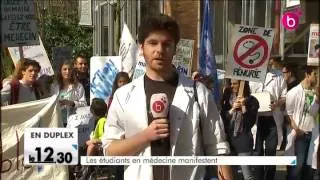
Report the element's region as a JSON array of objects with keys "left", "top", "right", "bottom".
[{"left": 1, "top": 14, "right": 319, "bottom": 180}]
